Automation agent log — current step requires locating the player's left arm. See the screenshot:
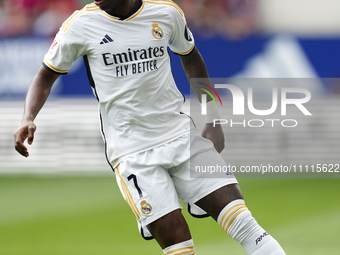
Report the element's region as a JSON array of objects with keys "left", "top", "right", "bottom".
[{"left": 179, "top": 47, "right": 225, "bottom": 153}]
